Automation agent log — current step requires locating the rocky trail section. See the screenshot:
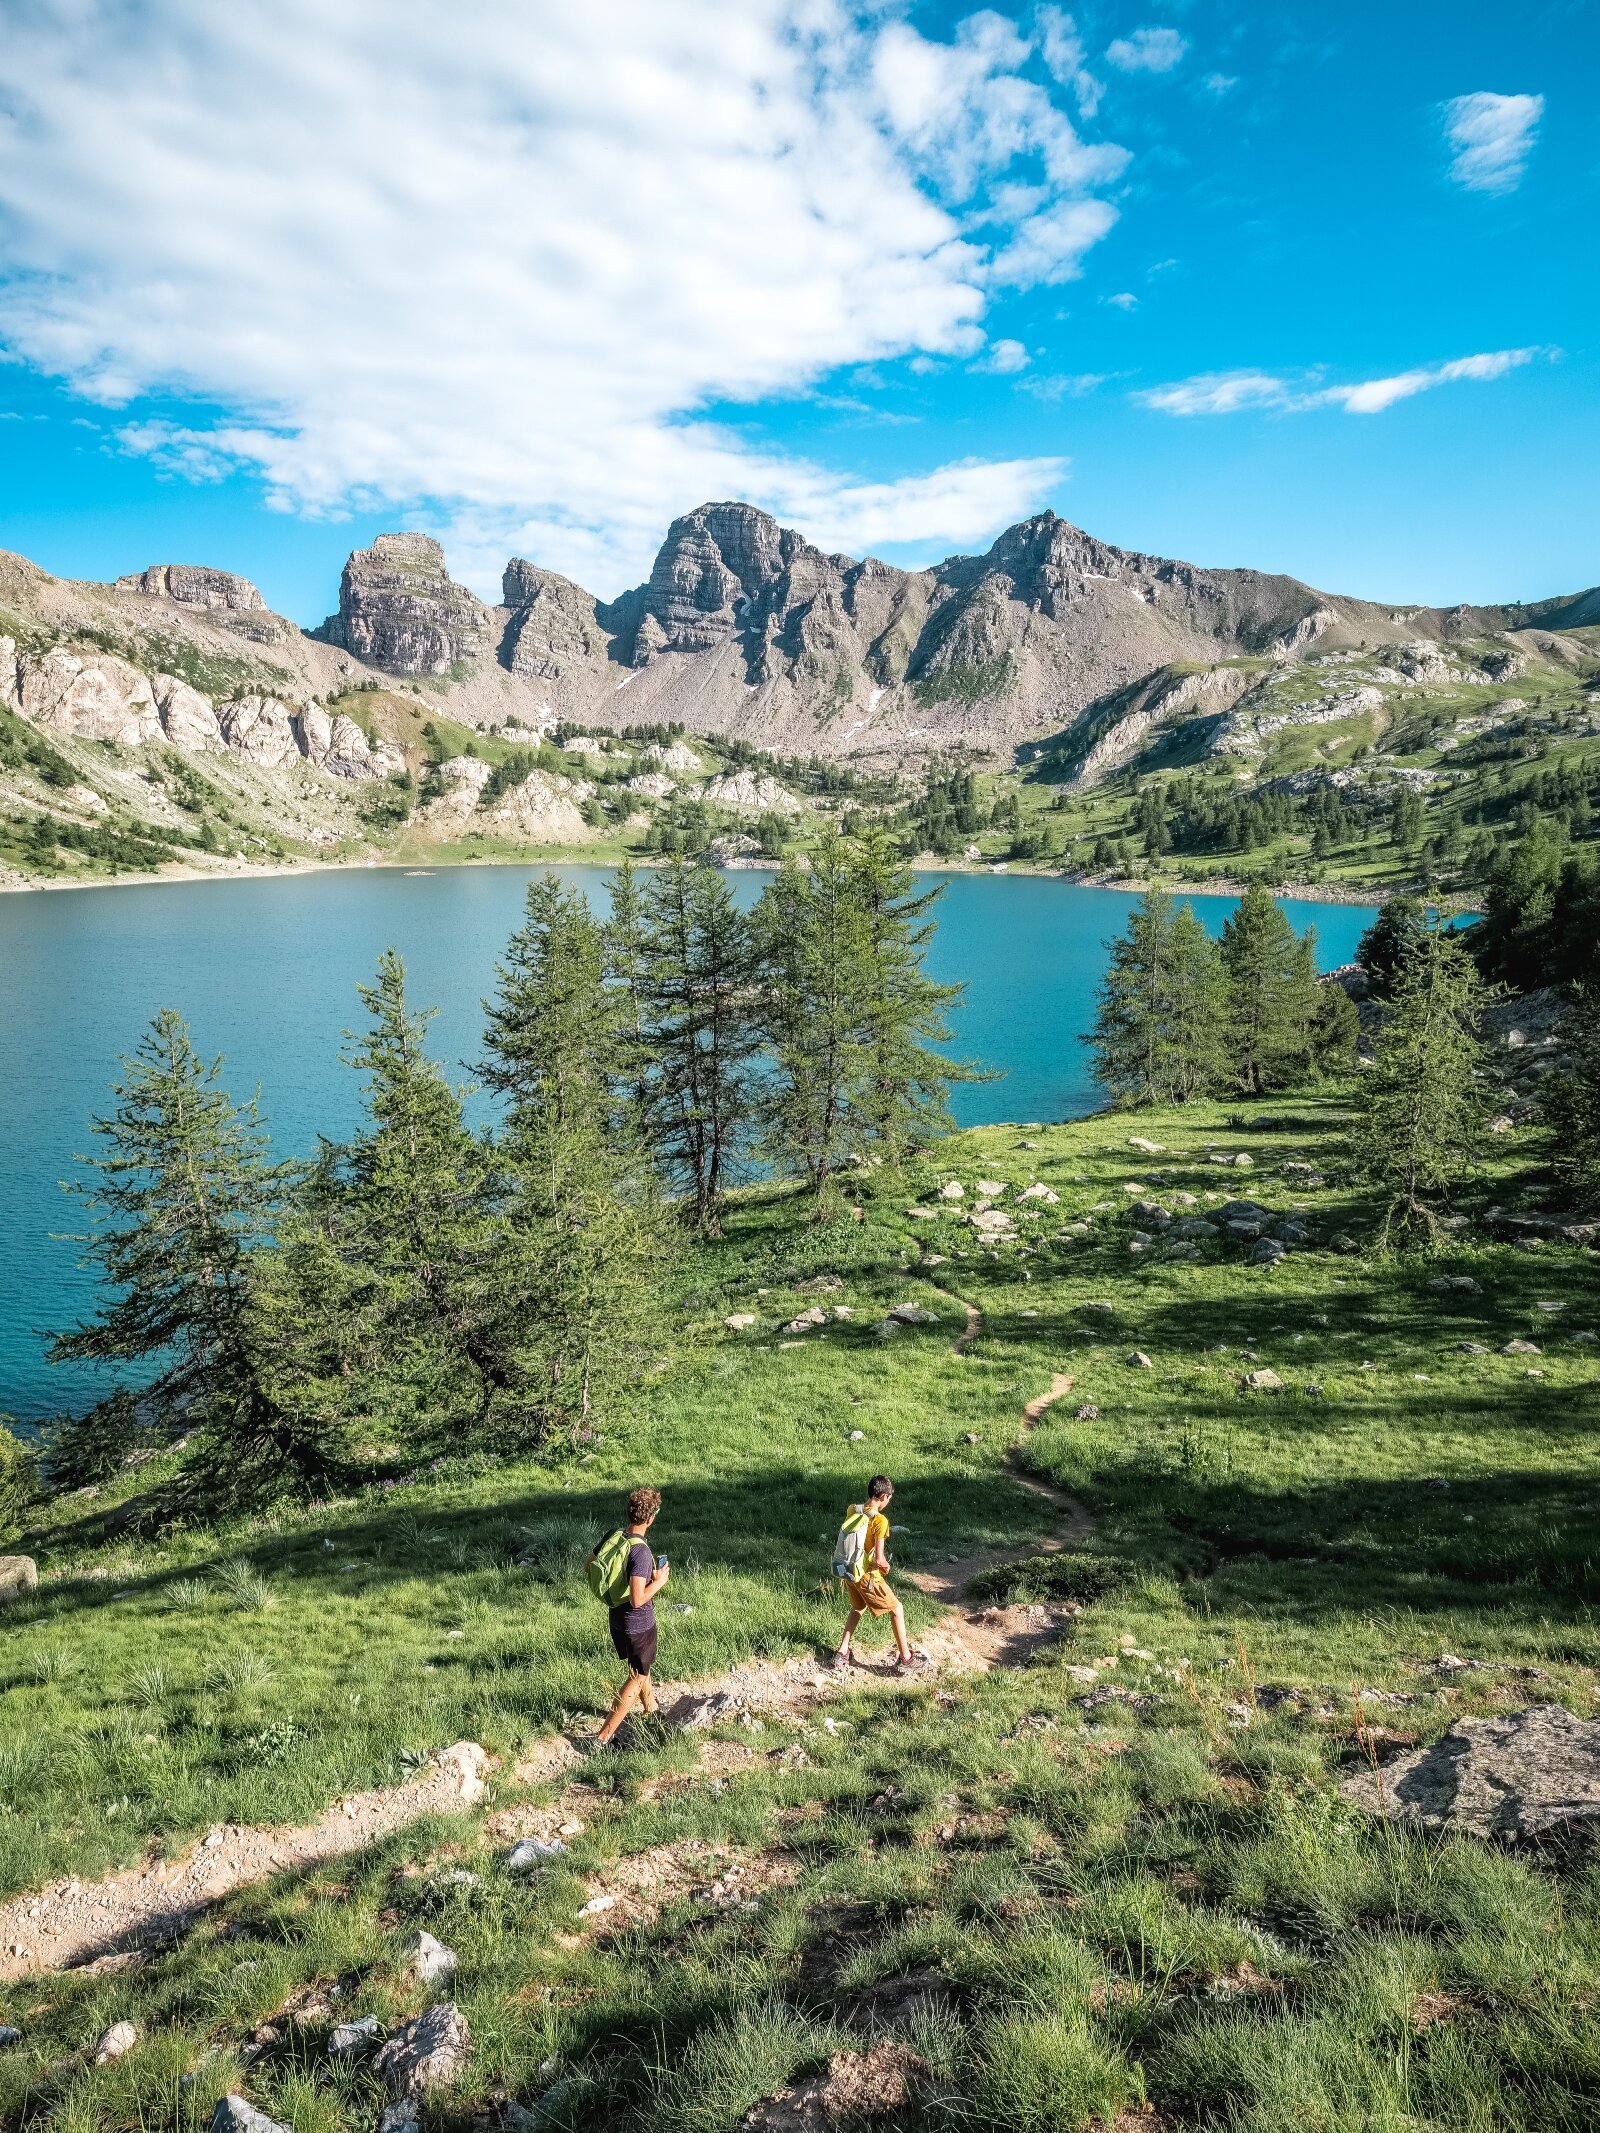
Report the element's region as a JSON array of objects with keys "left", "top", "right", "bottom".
[{"left": 0, "top": 1344, "right": 1096, "bottom": 1981}]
